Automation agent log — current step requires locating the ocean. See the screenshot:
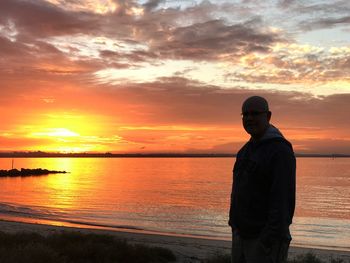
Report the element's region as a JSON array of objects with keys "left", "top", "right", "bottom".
[{"left": 0, "top": 157, "right": 349, "bottom": 251}]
